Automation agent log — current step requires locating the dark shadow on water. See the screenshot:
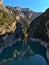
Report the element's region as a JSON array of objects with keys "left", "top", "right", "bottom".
[{"left": 0, "top": 38, "right": 49, "bottom": 65}]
